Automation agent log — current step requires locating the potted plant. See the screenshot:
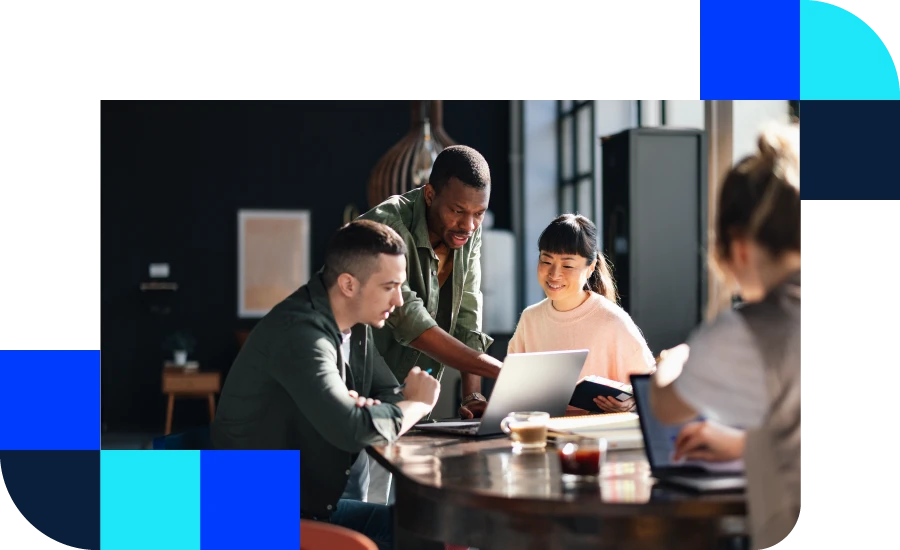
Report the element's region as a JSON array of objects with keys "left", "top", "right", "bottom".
[{"left": 162, "top": 331, "right": 196, "bottom": 367}]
